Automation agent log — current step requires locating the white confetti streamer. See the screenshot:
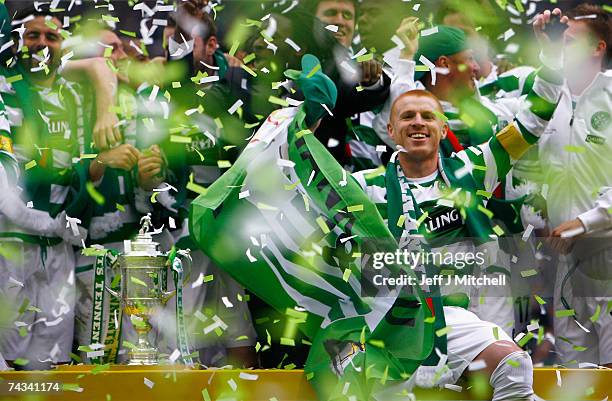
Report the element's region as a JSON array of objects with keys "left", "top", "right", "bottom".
[
  {"left": 228, "top": 99, "right": 244, "bottom": 115},
  {"left": 421, "top": 26, "right": 439, "bottom": 37},
  {"left": 239, "top": 372, "right": 259, "bottom": 380}
]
